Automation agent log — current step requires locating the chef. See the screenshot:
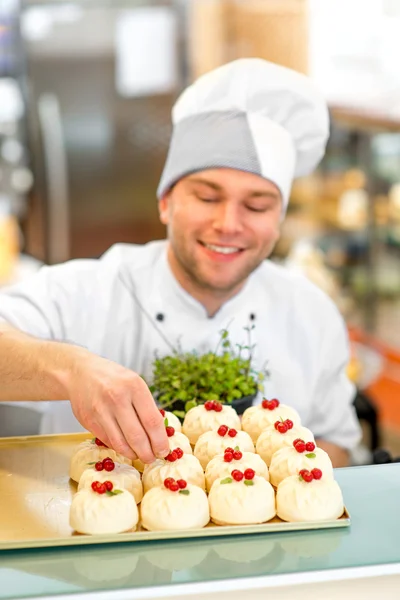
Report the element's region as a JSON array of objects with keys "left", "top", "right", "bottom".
[{"left": 0, "top": 58, "right": 361, "bottom": 467}]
